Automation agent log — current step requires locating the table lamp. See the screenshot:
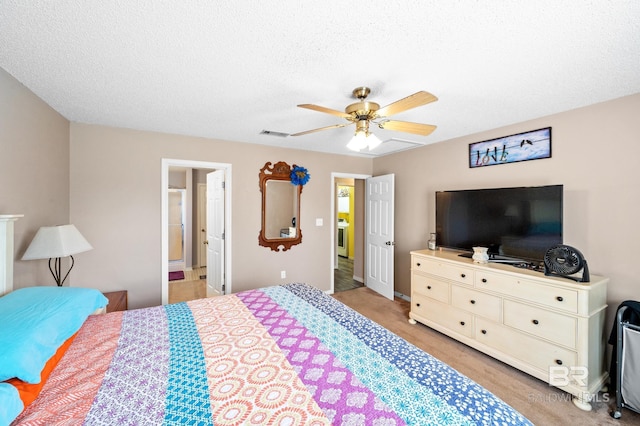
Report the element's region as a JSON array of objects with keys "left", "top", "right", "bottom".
[{"left": 22, "top": 224, "right": 93, "bottom": 286}]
